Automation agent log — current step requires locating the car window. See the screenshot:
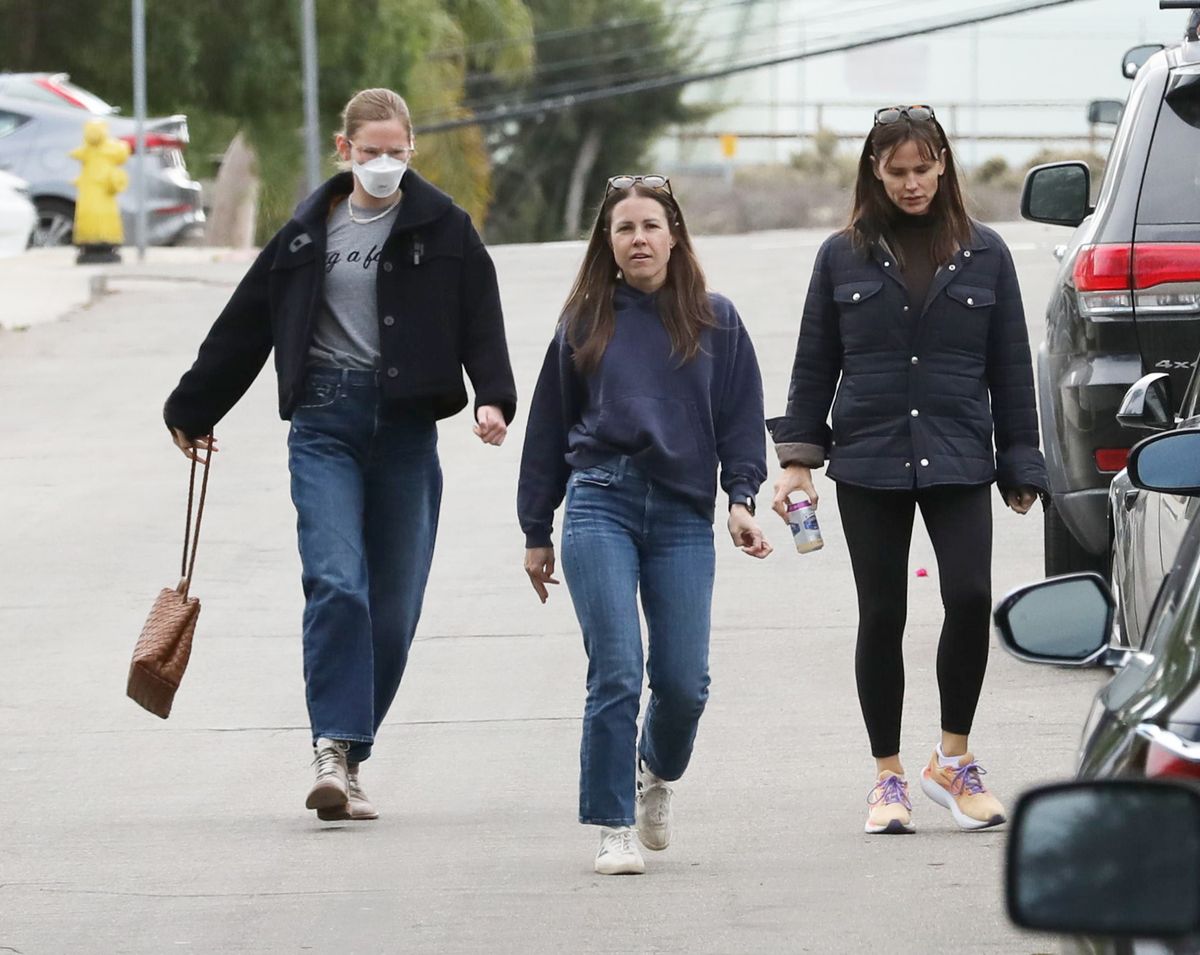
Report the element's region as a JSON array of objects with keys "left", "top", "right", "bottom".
[
  {"left": 0, "top": 110, "right": 29, "bottom": 138},
  {"left": 1182, "top": 357, "right": 1200, "bottom": 421},
  {"left": 1137, "top": 79, "right": 1200, "bottom": 224}
]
